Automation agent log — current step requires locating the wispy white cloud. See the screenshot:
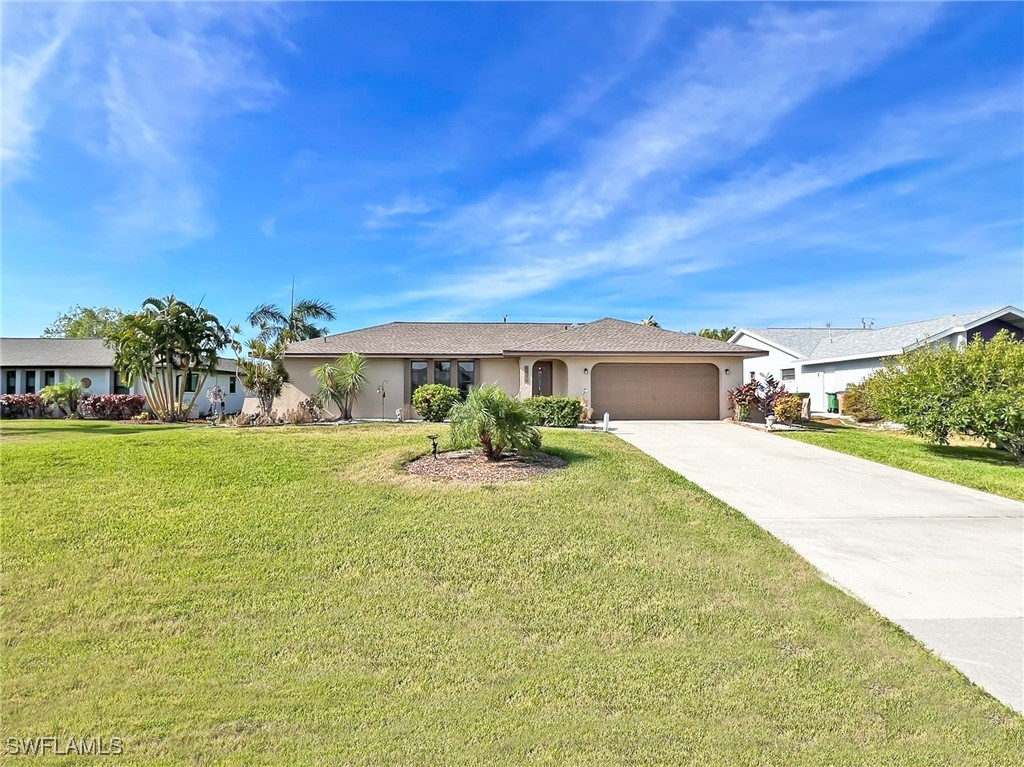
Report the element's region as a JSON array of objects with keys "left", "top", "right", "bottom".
[
  {"left": 3, "top": 3, "right": 285, "bottom": 248},
  {"left": 365, "top": 194, "right": 432, "bottom": 228},
  {"left": 260, "top": 216, "right": 277, "bottom": 238},
  {"left": 0, "top": 4, "right": 79, "bottom": 183},
  {"left": 441, "top": 4, "right": 943, "bottom": 250}
]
